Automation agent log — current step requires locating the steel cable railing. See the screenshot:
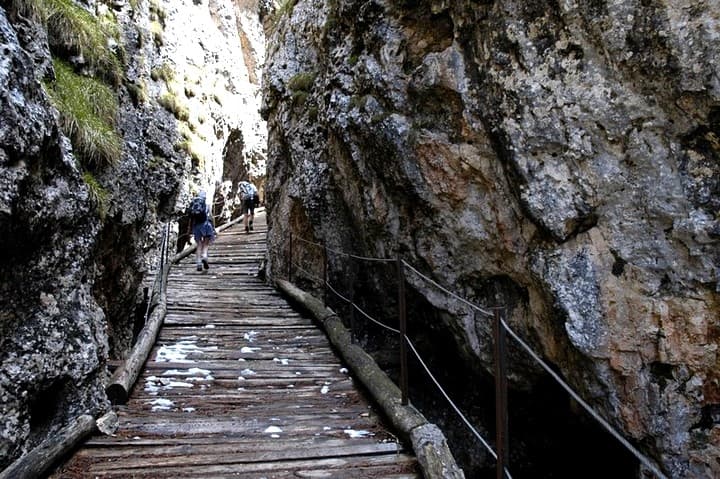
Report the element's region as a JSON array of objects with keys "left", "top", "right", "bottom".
[
  {"left": 141, "top": 222, "right": 171, "bottom": 326},
  {"left": 281, "top": 232, "right": 668, "bottom": 479},
  {"left": 501, "top": 320, "right": 667, "bottom": 479}
]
